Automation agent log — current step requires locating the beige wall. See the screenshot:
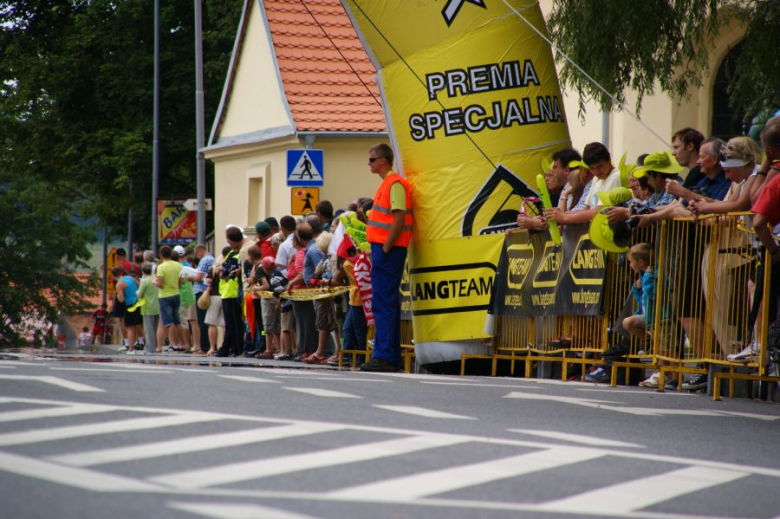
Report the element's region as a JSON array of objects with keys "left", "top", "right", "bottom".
[
  {"left": 218, "top": 0, "right": 292, "bottom": 139},
  {"left": 538, "top": 0, "right": 746, "bottom": 161},
  {"left": 207, "top": 136, "right": 389, "bottom": 239}
]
